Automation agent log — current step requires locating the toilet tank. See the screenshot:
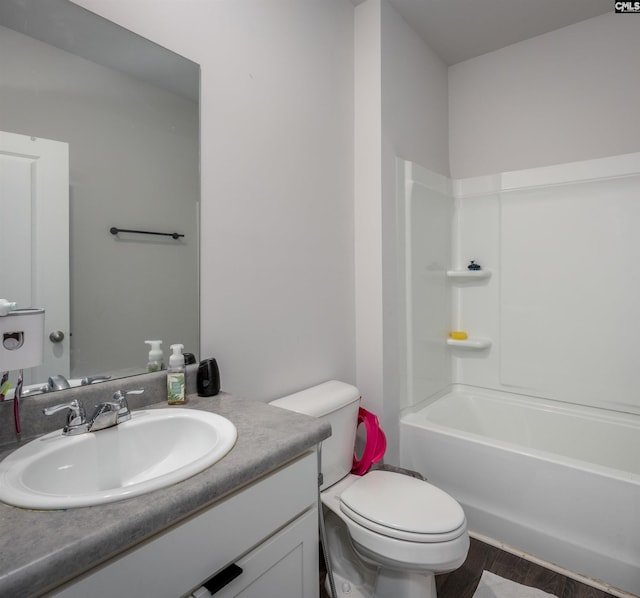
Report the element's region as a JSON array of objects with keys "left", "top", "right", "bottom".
[{"left": 270, "top": 380, "right": 360, "bottom": 490}]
